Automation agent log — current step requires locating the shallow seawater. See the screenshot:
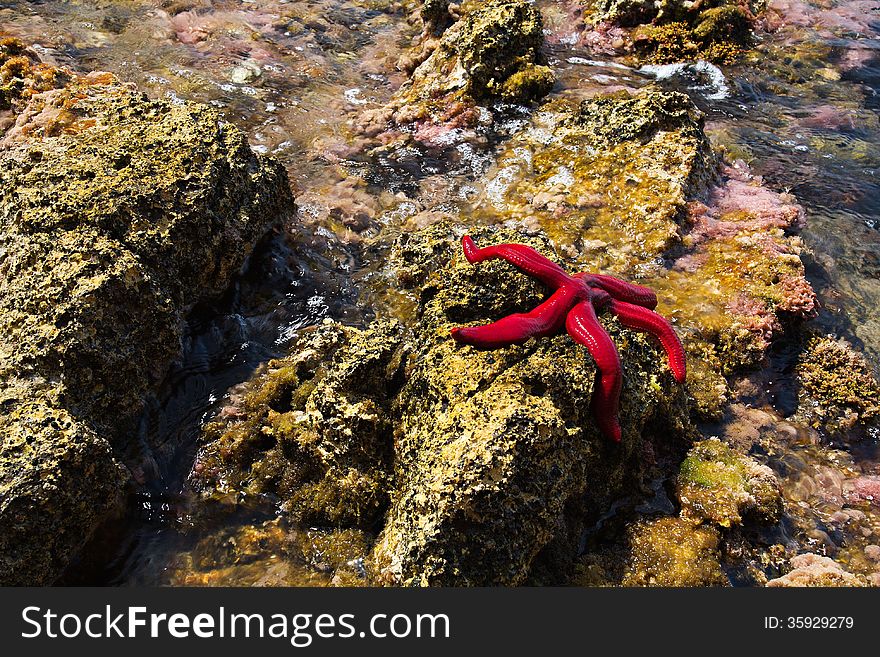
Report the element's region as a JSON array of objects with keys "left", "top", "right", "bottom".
[{"left": 4, "top": 0, "right": 880, "bottom": 585}]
